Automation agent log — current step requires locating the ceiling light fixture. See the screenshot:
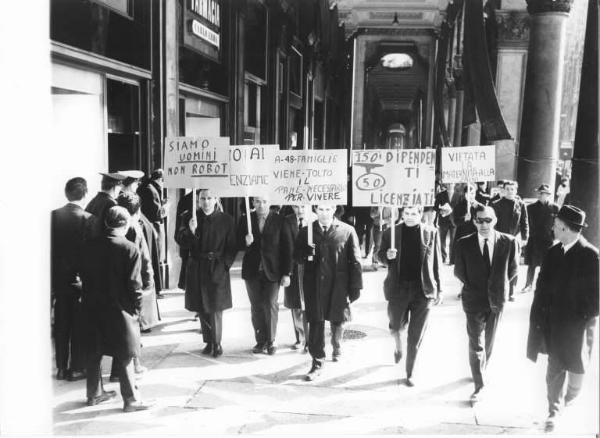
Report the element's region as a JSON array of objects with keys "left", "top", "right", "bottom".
[
  {"left": 392, "top": 12, "right": 400, "bottom": 25},
  {"left": 381, "top": 53, "right": 413, "bottom": 69}
]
